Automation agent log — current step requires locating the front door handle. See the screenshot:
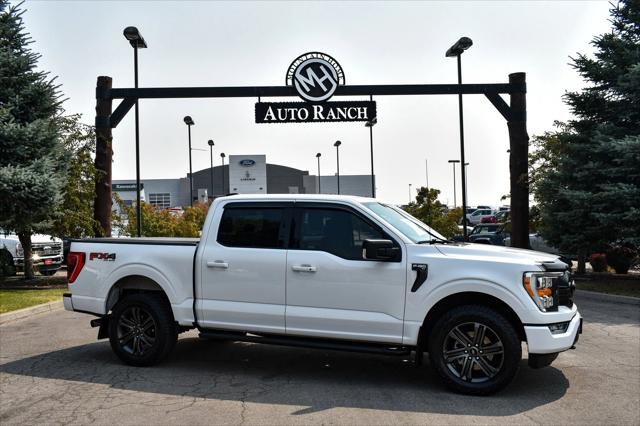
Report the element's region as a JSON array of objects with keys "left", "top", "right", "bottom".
[
  {"left": 207, "top": 261, "right": 229, "bottom": 269},
  {"left": 291, "top": 264, "right": 317, "bottom": 273}
]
